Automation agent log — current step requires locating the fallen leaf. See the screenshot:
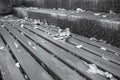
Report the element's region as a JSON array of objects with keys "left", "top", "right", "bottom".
[
  {"left": 0, "top": 46, "right": 4, "bottom": 50},
  {"left": 100, "top": 47, "right": 107, "bottom": 51},
  {"left": 102, "top": 56, "right": 108, "bottom": 60},
  {"left": 15, "top": 62, "right": 20, "bottom": 68},
  {"left": 14, "top": 42, "right": 19, "bottom": 48},
  {"left": 115, "top": 53, "right": 119, "bottom": 56},
  {"left": 24, "top": 75, "right": 28, "bottom": 79},
  {"left": 34, "top": 26, "right": 39, "bottom": 29},
  {"left": 94, "top": 13, "right": 101, "bottom": 16},
  {"left": 76, "top": 8, "right": 85, "bottom": 12},
  {"left": 90, "top": 37, "right": 97, "bottom": 41},
  {"left": 21, "top": 24, "right": 24, "bottom": 28},
  {"left": 102, "top": 15, "right": 107, "bottom": 18},
  {"left": 32, "top": 46, "right": 37, "bottom": 50},
  {"left": 75, "top": 45, "right": 83, "bottom": 49},
  {"left": 28, "top": 41, "right": 32, "bottom": 45}
]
